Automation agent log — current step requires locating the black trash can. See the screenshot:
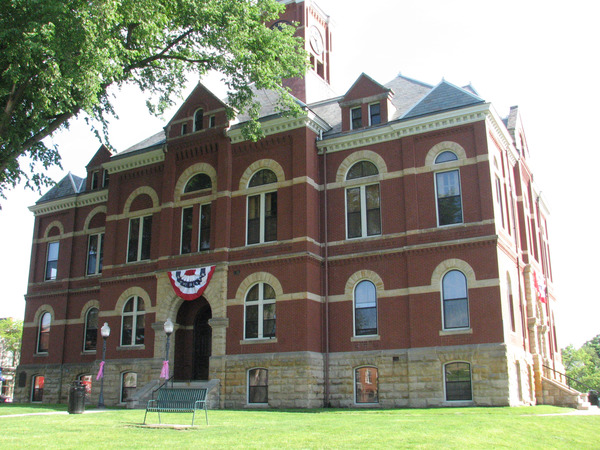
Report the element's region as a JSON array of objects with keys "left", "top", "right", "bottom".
[
  {"left": 68, "top": 381, "right": 86, "bottom": 414},
  {"left": 589, "top": 390, "right": 599, "bottom": 407}
]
